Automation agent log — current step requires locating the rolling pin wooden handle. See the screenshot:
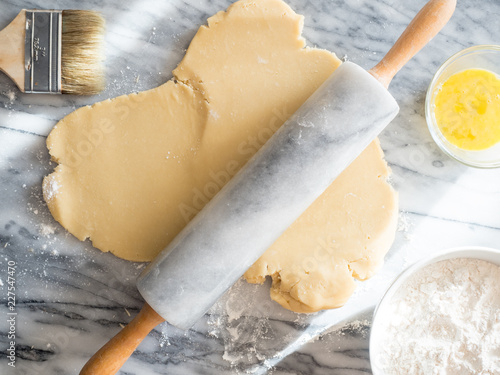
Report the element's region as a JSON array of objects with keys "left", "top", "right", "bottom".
[
  {"left": 369, "top": 0, "right": 456, "bottom": 88},
  {"left": 79, "top": 303, "right": 165, "bottom": 375}
]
